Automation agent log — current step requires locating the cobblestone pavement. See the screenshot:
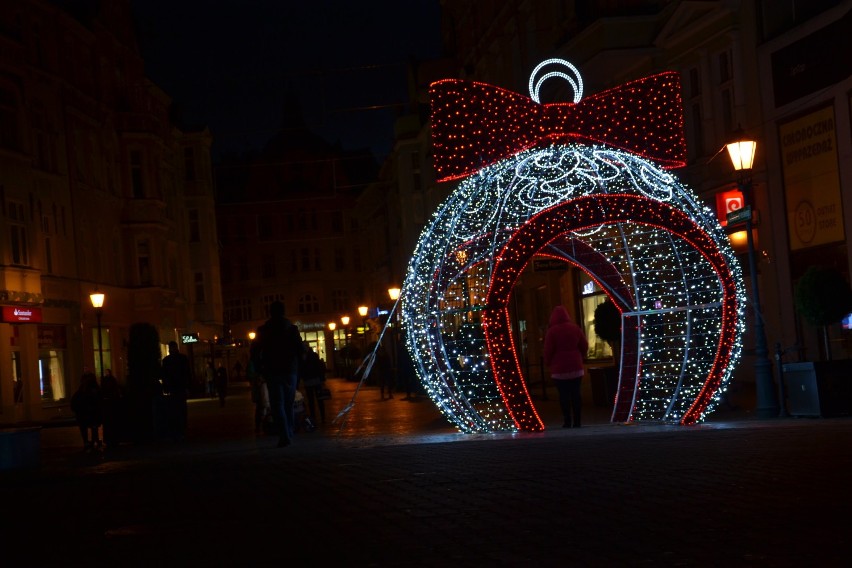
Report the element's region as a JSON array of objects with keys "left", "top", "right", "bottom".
[{"left": 3, "top": 378, "right": 851, "bottom": 567}]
